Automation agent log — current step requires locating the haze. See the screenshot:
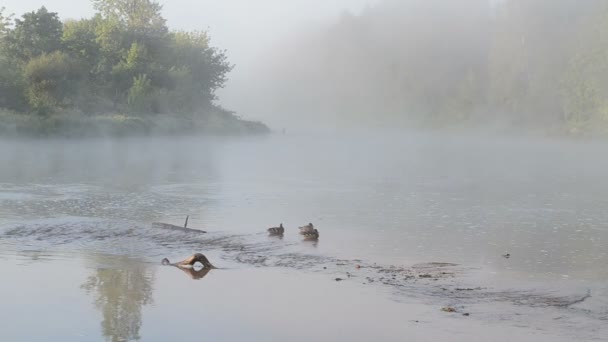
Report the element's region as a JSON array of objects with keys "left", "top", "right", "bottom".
[
  {"left": 5, "top": 0, "right": 604, "bottom": 136},
  {"left": 2, "top": 1, "right": 608, "bottom": 340},
  {"left": 2, "top": 0, "right": 379, "bottom": 128}
]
